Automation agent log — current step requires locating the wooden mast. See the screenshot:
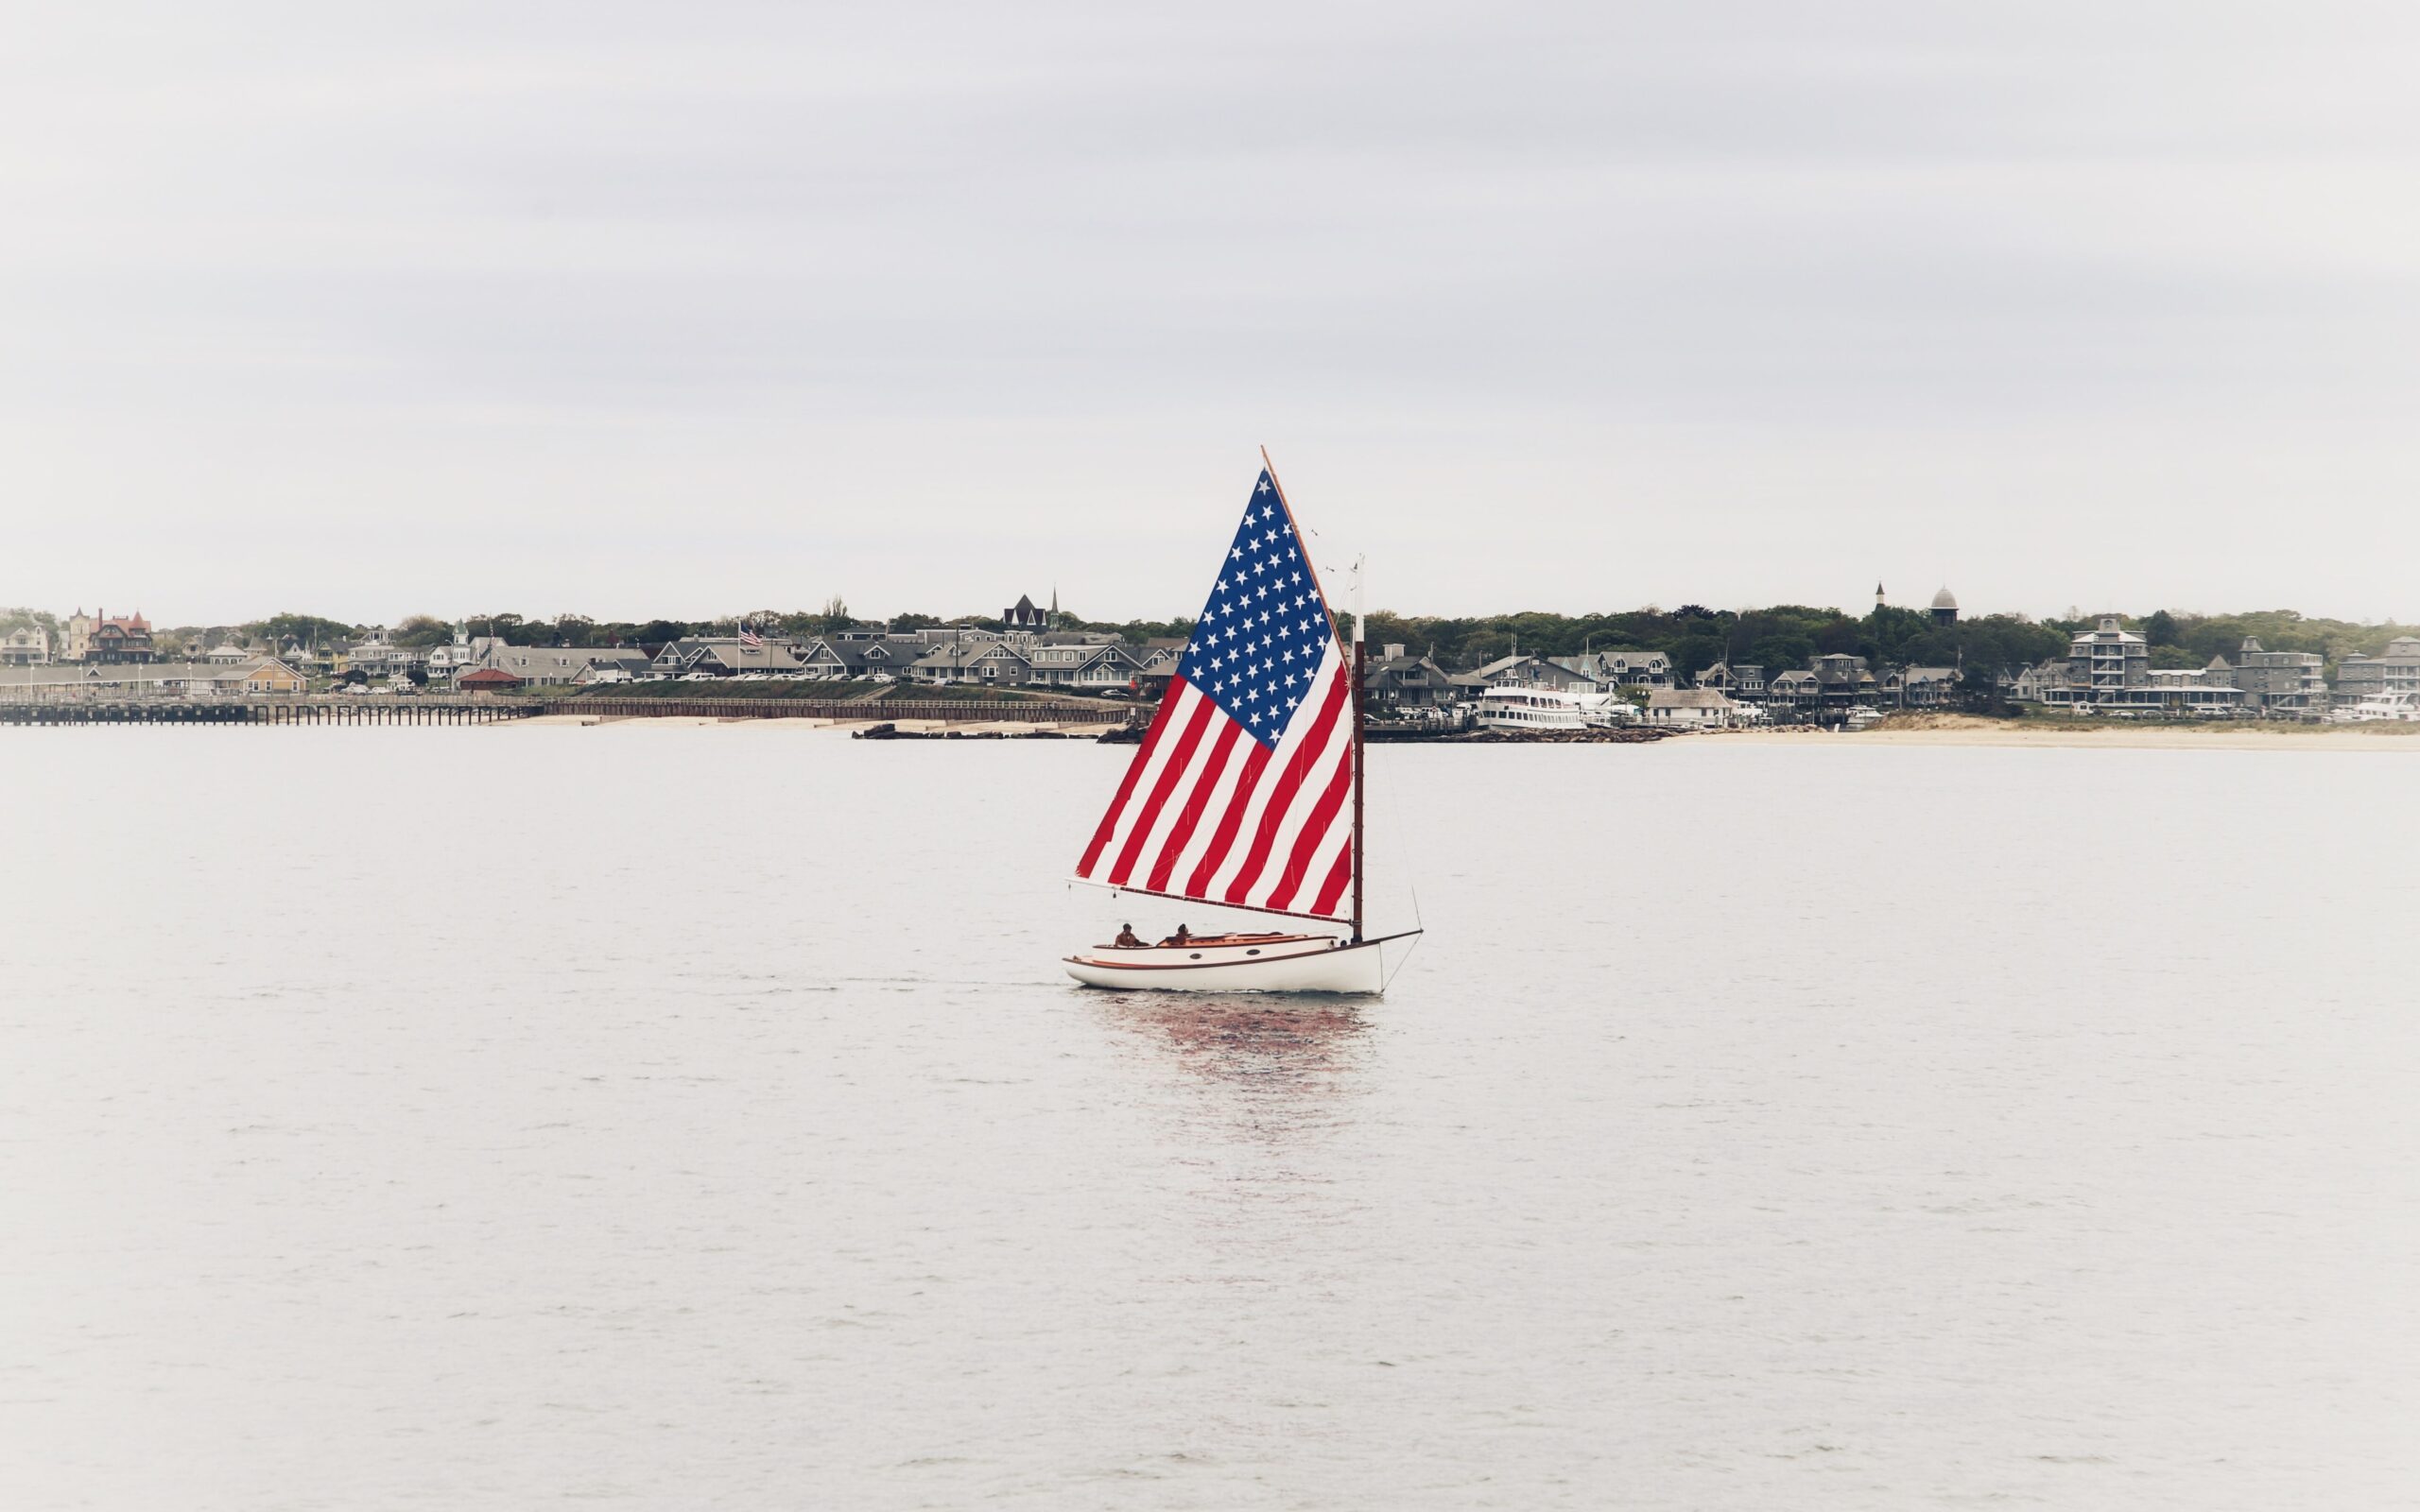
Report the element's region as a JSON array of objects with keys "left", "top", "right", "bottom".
[{"left": 1352, "top": 610, "right": 1366, "bottom": 943}]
